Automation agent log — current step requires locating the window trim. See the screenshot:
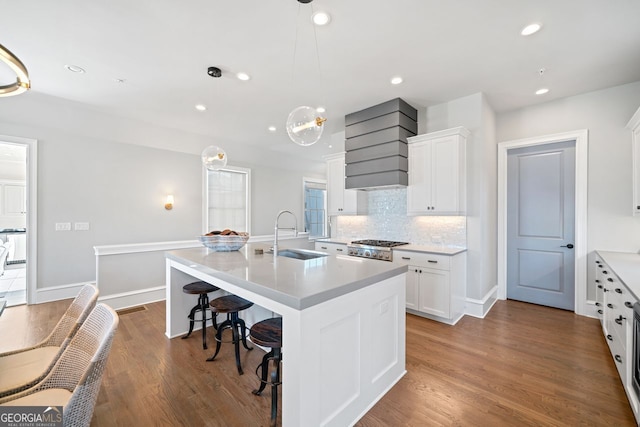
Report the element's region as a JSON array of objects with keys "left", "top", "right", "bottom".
[
  {"left": 202, "top": 165, "right": 252, "bottom": 234},
  {"left": 302, "top": 176, "right": 327, "bottom": 239}
]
